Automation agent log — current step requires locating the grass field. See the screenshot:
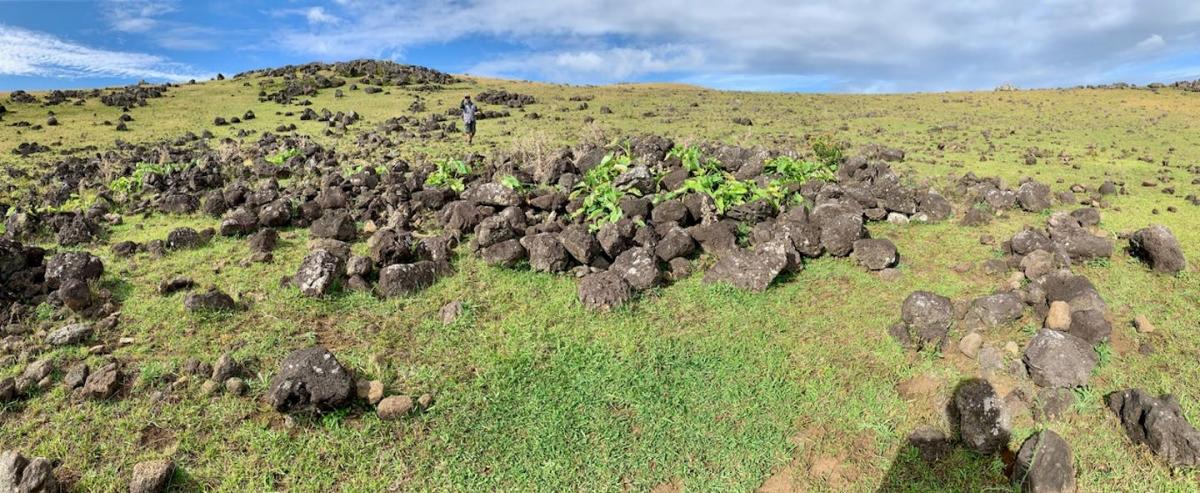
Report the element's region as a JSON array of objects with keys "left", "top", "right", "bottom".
[{"left": 1, "top": 73, "right": 1199, "bottom": 491}]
